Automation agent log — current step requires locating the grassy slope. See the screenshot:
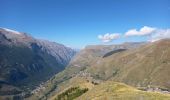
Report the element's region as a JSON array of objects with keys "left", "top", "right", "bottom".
[
  {"left": 49, "top": 77, "right": 94, "bottom": 100},
  {"left": 87, "top": 39, "right": 170, "bottom": 89},
  {"left": 78, "top": 81, "right": 170, "bottom": 100}
]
